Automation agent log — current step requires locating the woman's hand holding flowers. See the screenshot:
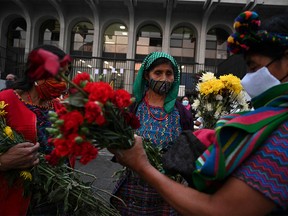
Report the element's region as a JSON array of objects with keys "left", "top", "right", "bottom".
[
  {"left": 0, "top": 142, "right": 39, "bottom": 171},
  {"left": 109, "top": 135, "right": 151, "bottom": 173}
]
